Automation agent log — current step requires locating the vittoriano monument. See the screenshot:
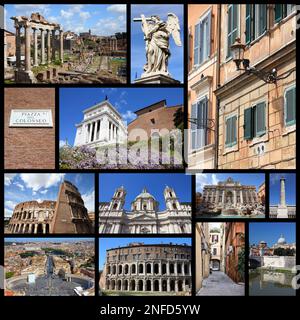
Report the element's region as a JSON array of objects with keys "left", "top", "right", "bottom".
[{"left": 133, "top": 13, "right": 182, "bottom": 84}]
